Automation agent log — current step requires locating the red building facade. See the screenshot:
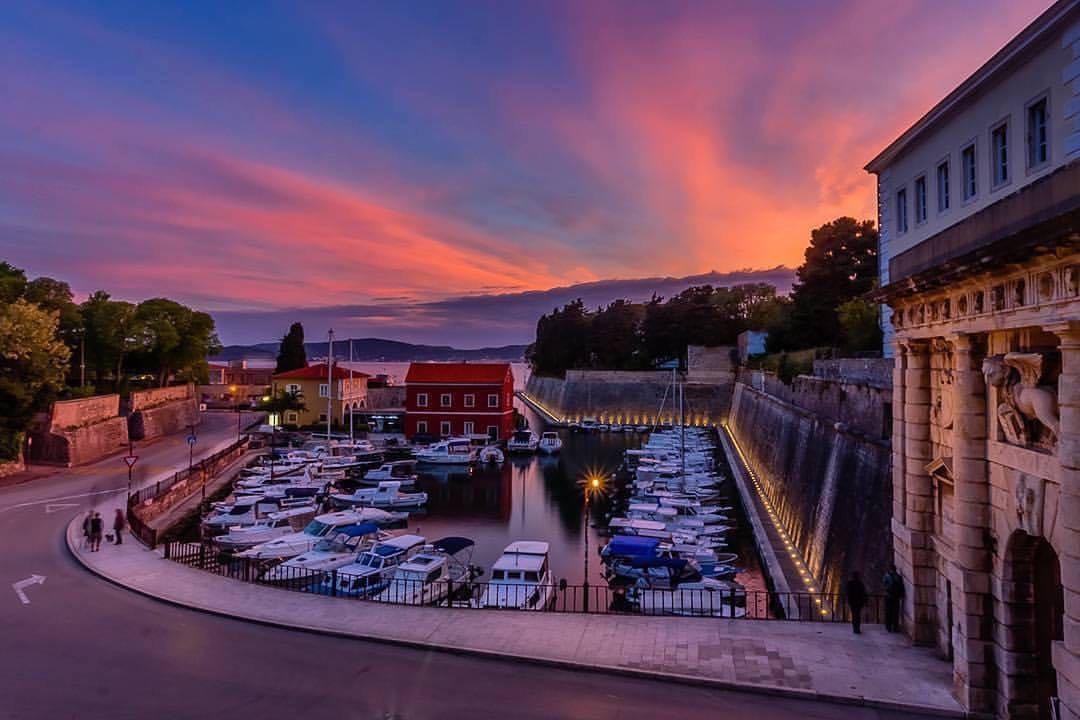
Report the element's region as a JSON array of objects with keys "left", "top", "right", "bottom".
[{"left": 404, "top": 362, "right": 515, "bottom": 441}]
